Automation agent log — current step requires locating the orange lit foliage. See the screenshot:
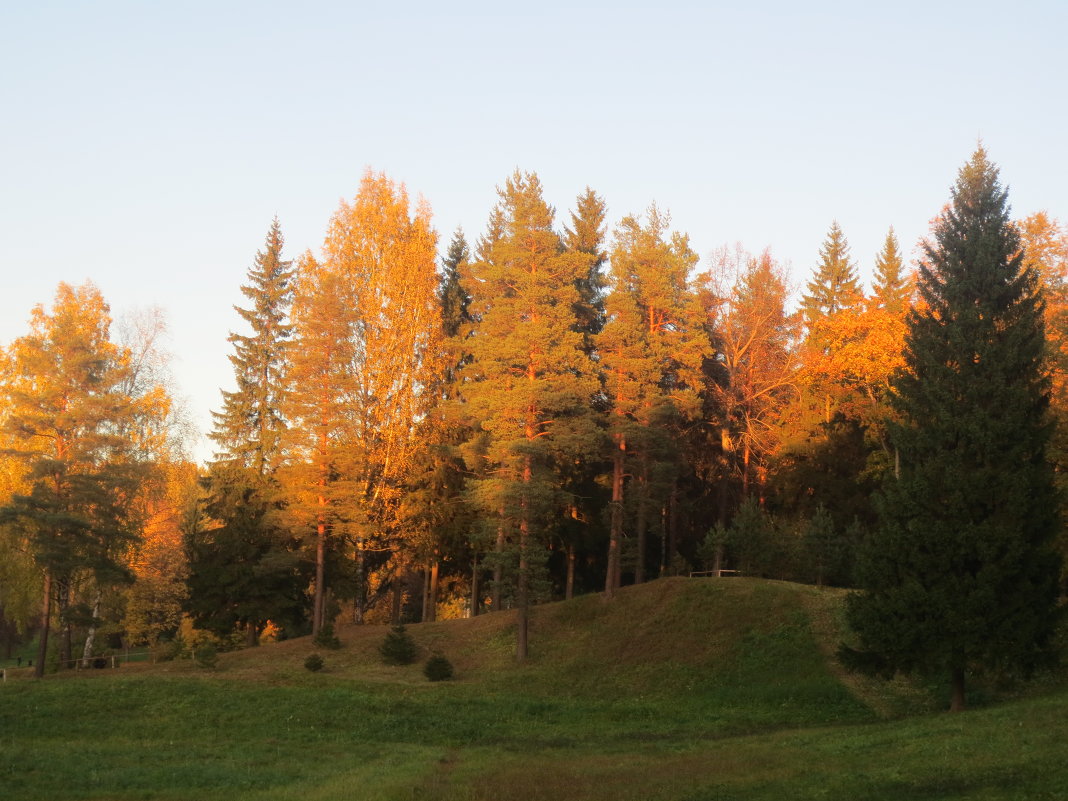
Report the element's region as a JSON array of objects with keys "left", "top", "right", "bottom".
[
  {"left": 281, "top": 172, "right": 443, "bottom": 632},
  {"left": 598, "top": 206, "right": 706, "bottom": 590},
  {"left": 124, "top": 461, "right": 197, "bottom": 645},
  {"left": 705, "top": 246, "right": 798, "bottom": 498}
]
